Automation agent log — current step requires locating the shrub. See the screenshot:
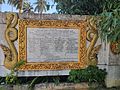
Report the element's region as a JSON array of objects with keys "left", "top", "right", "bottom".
[
  {"left": 68, "top": 65, "right": 107, "bottom": 84},
  {"left": 5, "top": 60, "right": 25, "bottom": 85}
]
